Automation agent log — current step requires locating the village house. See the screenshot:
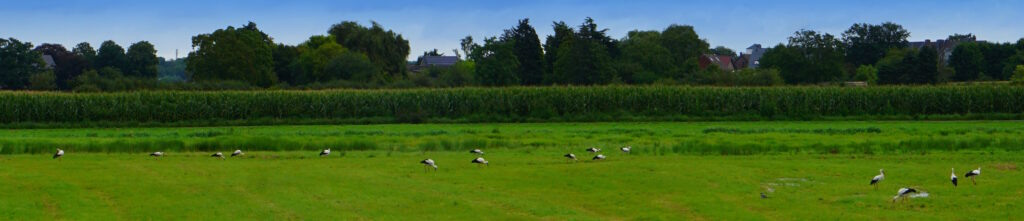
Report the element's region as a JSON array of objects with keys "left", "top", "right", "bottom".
[{"left": 734, "top": 44, "right": 767, "bottom": 69}]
